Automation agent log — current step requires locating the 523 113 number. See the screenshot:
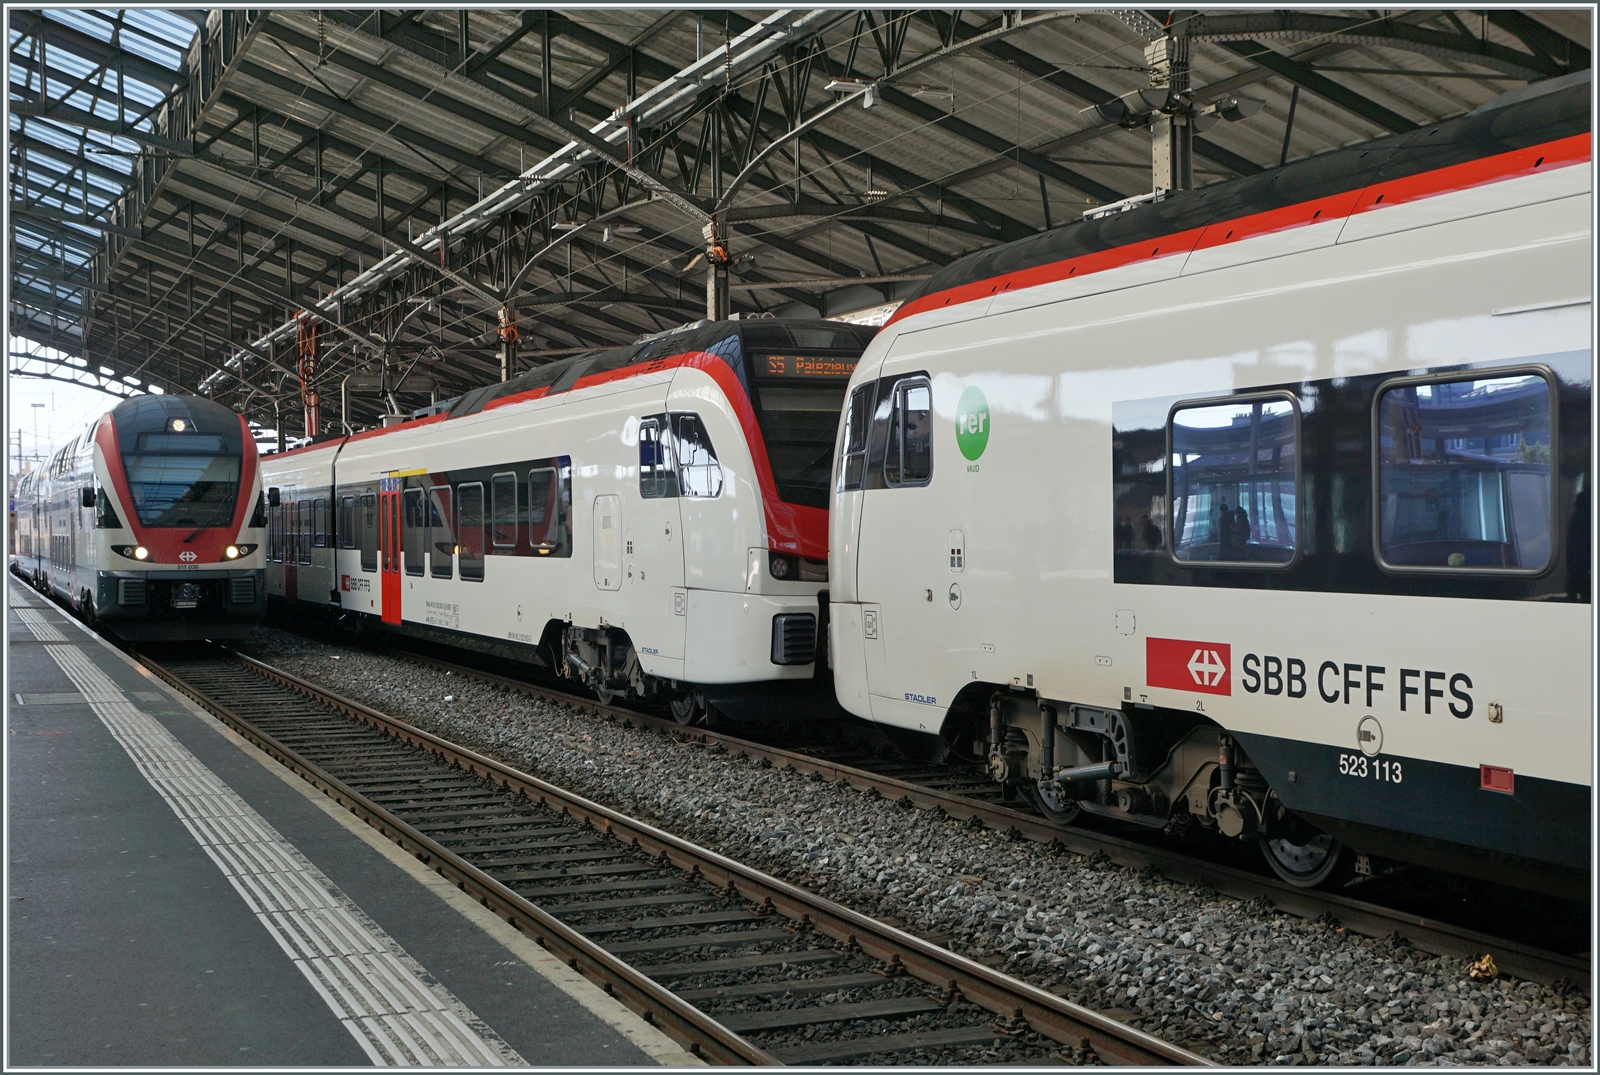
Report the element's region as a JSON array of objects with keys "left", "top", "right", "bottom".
[{"left": 1338, "top": 753, "right": 1403, "bottom": 783}]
